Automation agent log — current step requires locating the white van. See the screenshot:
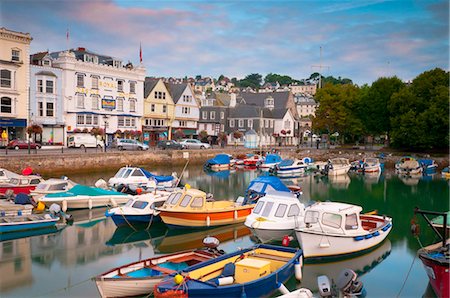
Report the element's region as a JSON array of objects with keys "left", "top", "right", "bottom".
[{"left": 68, "top": 133, "right": 103, "bottom": 149}]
